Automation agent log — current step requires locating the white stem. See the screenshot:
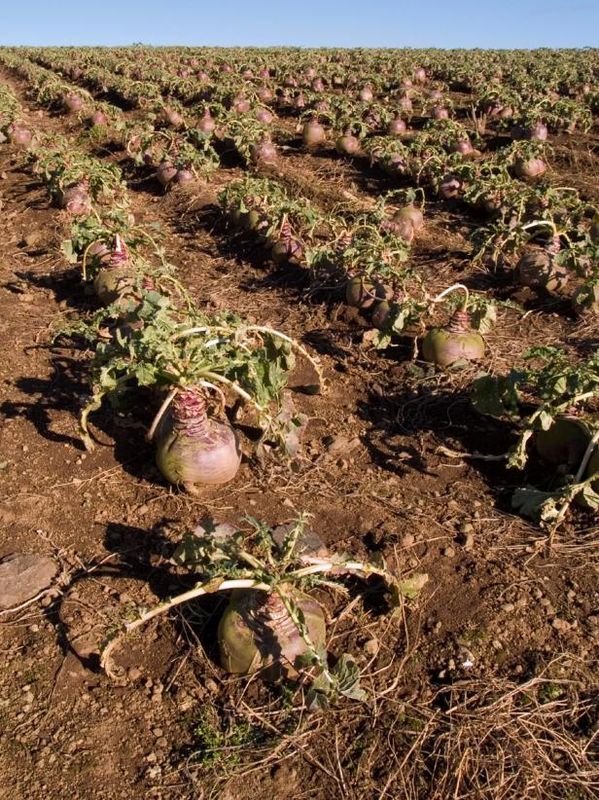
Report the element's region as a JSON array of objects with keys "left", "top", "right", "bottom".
[
  {"left": 201, "top": 371, "right": 264, "bottom": 411},
  {"left": 574, "top": 428, "right": 599, "bottom": 485},
  {"left": 146, "top": 387, "right": 179, "bottom": 442},
  {"left": 431, "top": 283, "right": 469, "bottom": 309},
  {"left": 125, "top": 578, "right": 270, "bottom": 633}
]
